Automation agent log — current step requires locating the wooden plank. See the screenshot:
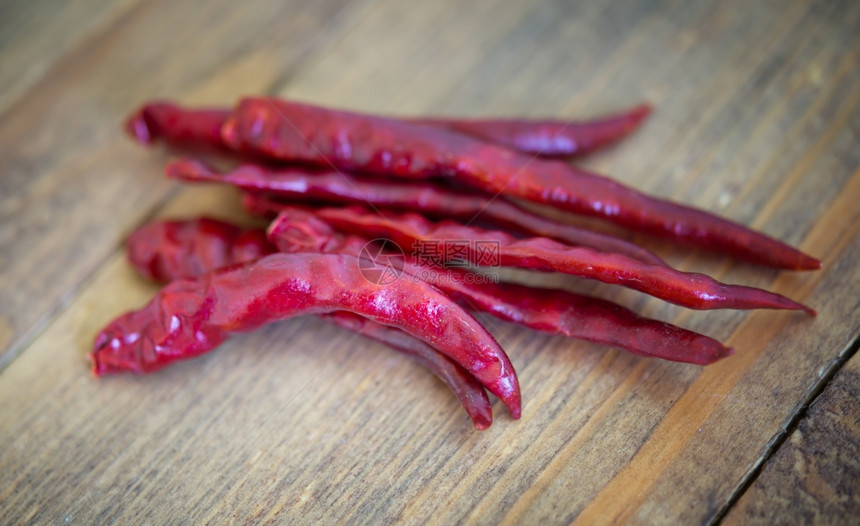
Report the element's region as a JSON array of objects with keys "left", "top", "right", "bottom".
[
  {"left": 0, "top": 0, "right": 141, "bottom": 116},
  {"left": 1, "top": 0, "right": 859, "bottom": 524},
  {"left": 280, "top": 3, "right": 860, "bottom": 523},
  {"left": 723, "top": 349, "right": 860, "bottom": 524},
  {"left": 0, "top": 0, "right": 359, "bottom": 367},
  {"left": 569, "top": 130, "right": 860, "bottom": 523}
]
